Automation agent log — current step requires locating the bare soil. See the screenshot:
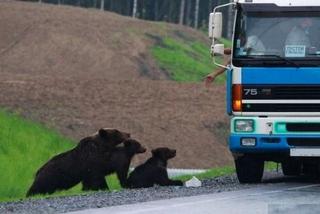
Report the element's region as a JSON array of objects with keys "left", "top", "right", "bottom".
[{"left": 0, "top": 0, "right": 233, "bottom": 168}]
